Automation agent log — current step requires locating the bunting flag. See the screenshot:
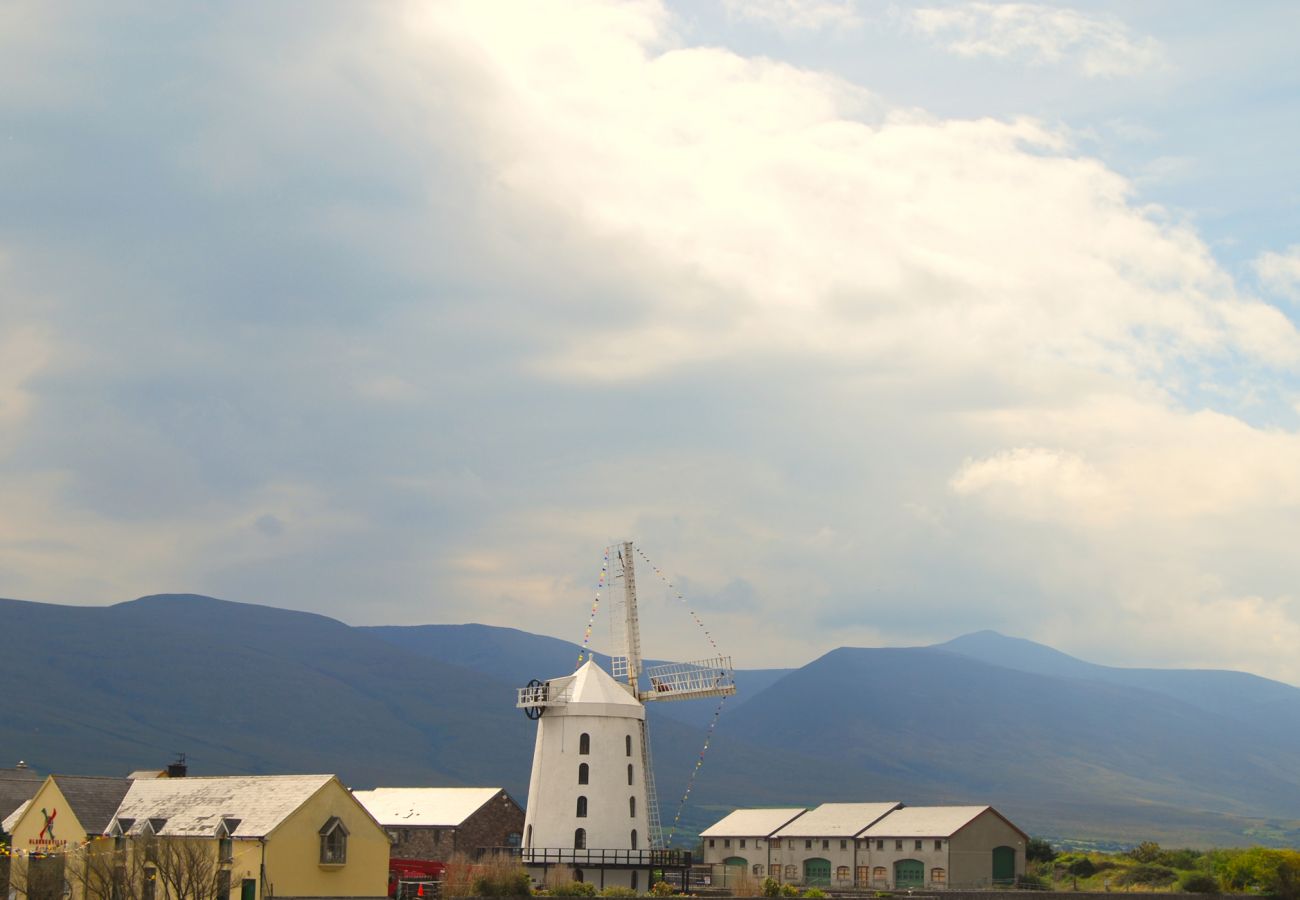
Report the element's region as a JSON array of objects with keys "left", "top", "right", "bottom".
[
  {"left": 634, "top": 545, "right": 720, "bottom": 653},
  {"left": 575, "top": 548, "right": 610, "bottom": 667},
  {"left": 664, "top": 693, "right": 727, "bottom": 848}
]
